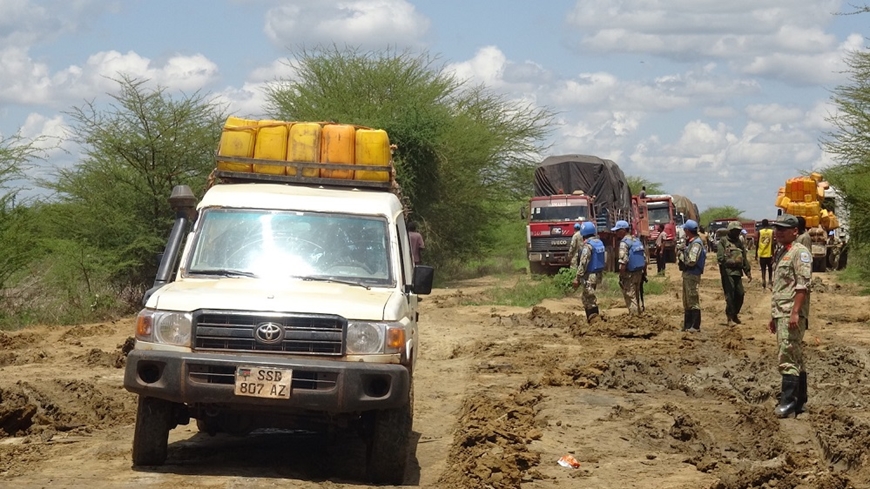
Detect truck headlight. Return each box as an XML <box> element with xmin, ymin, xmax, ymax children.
<box><xmin>136</xmin><ymin>309</ymin><xmax>192</xmax><ymax>346</ymax></box>
<box><xmin>346</xmin><ymin>321</ymin><xmax>405</xmax><ymax>354</ymax></box>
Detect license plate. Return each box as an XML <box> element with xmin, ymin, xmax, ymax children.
<box><xmin>234</xmin><ymin>367</ymin><xmax>292</xmax><ymax>399</ymax></box>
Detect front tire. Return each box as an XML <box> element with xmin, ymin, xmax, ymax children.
<box><xmin>132</xmin><ymin>396</ymin><xmax>174</xmax><ymax>466</ymax></box>
<box><xmin>365</xmin><ymin>402</ymin><xmax>412</xmax><ymax>485</ymax></box>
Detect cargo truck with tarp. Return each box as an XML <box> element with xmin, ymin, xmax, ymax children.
<box><xmin>122</xmin><ymin>118</ymin><xmax>433</xmax><ymax>485</ymax></box>
<box><xmin>526</xmin><ymin>154</ymin><xmax>637</xmax><ymax>274</ymax></box>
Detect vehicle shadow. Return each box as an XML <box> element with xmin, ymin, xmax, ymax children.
<box><xmin>131</xmin><ymin>428</ymin><xmax>423</xmax><ymax>486</ymax></box>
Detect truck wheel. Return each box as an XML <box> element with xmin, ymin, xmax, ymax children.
<box><xmin>365</xmin><ymin>403</ymin><xmax>412</xmax><ymax>485</ymax></box>
<box><xmin>529</xmin><ymin>262</ymin><xmax>548</xmax><ymax>275</ymax></box>
<box><xmin>132</xmin><ymin>396</ymin><xmax>174</xmax><ymax>466</ymax></box>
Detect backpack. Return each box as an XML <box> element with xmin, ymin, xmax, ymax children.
<box><xmin>721</xmin><ymin>238</ymin><xmax>744</xmax><ymax>269</ymax></box>
<box><xmin>625</xmin><ymin>237</ymin><xmax>646</xmax><ymax>272</ymax></box>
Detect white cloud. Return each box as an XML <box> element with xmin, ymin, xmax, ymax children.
<box><xmin>0</xmin><ymin>49</ymin><xmax>219</xmax><ymax>107</ymax></box>
<box><xmin>564</xmin><ymin>0</ymin><xmax>852</xmax><ymax>85</ymax></box>
<box><xmin>744</xmin><ymin>103</ymin><xmax>806</xmax><ymax>124</ymax></box>
<box><xmin>0</xmin><ymin>0</ymin><xmax>118</xmax><ymax>48</ymax></box>
<box><xmin>446</xmin><ymin>46</ymin><xmax>506</xmax><ymax>87</ymax></box>
<box><xmin>263</xmin><ymin>0</ymin><xmax>430</xmax><ymax>51</ymax></box>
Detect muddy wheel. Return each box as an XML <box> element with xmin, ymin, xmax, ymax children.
<box><xmin>196</xmin><ymin>418</ymin><xmax>219</xmax><ymax>436</ymax></box>
<box><xmin>132</xmin><ymin>396</ymin><xmax>173</xmax><ymax>466</ymax></box>
<box><xmin>365</xmin><ymin>403</ymin><xmax>412</xmax><ymax>485</ymax></box>
<box><xmin>529</xmin><ymin>262</ymin><xmax>548</xmax><ymax>275</ymax></box>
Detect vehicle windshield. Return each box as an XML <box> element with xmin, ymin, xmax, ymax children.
<box><xmin>185</xmin><ymin>208</ymin><xmax>392</xmax><ymax>286</ymax></box>
<box><xmin>530</xmin><ymin>205</ymin><xmax>590</xmax><ymax>222</ymax></box>
<box><xmin>647</xmin><ymin>205</ymin><xmax>671</xmax><ymax>224</ymax></box>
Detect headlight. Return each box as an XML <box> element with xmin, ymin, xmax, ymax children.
<box><xmin>136</xmin><ymin>309</ymin><xmax>192</xmax><ymax>346</ymax></box>
<box><xmin>346</xmin><ymin>321</ymin><xmax>405</xmax><ymax>354</ymax></box>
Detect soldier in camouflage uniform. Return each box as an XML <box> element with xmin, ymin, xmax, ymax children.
<box><xmin>768</xmin><ymin>214</ymin><xmax>811</xmax><ymax>418</ymax></box>
<box><xmin>568</xmin><ymin>223</ymin><xmax>583</xmax><ymax>268</ymax></box>
<box><xmin>572</xmin><ymin>222</ymin><xmax>605</xmax><ymax>322</ymax></box>
<box><xmin>612</xmin><ymin>220</ymin><xmax>643</xmax><ymax>316</ymax></box>
<box><xmin>678</xmin><ymin>220</ymin><xmax>706</xmax><ymax>332</ymax></box>
<box><xmin>717</xmin><ymin>220</ymin><xmax>752</xmax><ymax>325</ymax></box>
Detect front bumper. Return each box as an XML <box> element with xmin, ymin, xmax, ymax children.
<box><xmin>123</xmin><ymin>349</ymin><xmax>410</xmax><ymax>413</ymax></box>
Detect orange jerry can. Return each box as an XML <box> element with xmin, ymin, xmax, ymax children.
<box><xmin>354</xmin><ymin>128</ymin><xmax>391</xmax><ymax>182</ymax></box>
<box><xmin>320</xmin><ymin>124</ymin><xmax>355</xmax><ymax>179</ymax></box>
<box><xmin>217</xmin><ymin>116</ymin><xmax>257</xmax><ymax>172</ymax></box>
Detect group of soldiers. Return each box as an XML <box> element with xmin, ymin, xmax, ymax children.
<box><xmin>568</xmin><ymin>220</ymin><xmax>647</xmax><ymax>323</ymax></box>
<box><xmin>567</xmin><ymin>213</ymin><xmax>812</xmax><ymax>419</ymax></box>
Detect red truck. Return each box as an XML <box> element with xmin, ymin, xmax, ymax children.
<box><xmin>644</xmin><ymin>195</ymin><xmax>678</xmax><ymax>263</ymax></box>
<box><xmin>526</xmin><ymin>155</ymin><xmax>638</xmax><ymax>274</ymax></box>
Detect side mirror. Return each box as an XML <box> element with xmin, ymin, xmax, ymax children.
<box><xmin>520</xmin><ymin>206</ymin><xmax>528</xmax><ymax>220</ymax></box>
<box><xmin>410</xmin><ymin>265</ymin><xmax>434</xmax><ymax>295</ymax></box>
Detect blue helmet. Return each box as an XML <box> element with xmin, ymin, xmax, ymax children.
<box><xmin>684</xmin><ymin>219</ymin><xmax>699</xmax><ymax>231</ymax></box>
<box><xmin>574</xmin><ymin>222</ymin><xmax>581</xmax><ymax>230</ymax></box>
<box><xmin>580</xmin><ymin>221</ymin><xmax>596</xmax><ymax>237</ymax></box>
<box><xmin>610</xmin><ymin>220</ymin><xmax>629</xmax><ymax>232</ymax></box>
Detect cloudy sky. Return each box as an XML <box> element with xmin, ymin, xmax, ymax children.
<box><xmin>1</xmin><ymin>0</ymin><xmax>866</xmax><ymax>219</ymax></box>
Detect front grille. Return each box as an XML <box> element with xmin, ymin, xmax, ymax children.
<box><xmin>188</xmin><ymin>364</ymin><xmax>338</xmax><ymax>390</ymax></box>
<box><xmin>530</xmin><ymin>236</ymin><xmax>571</xmax><ymax>252</ymax></box>
<box><xmin>193</xmin><ymin>312</ymin><xmax>346</xmax><ymax>356</ymax></box>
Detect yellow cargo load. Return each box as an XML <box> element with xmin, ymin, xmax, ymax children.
<box><xmin>287</xmin><ymin>122</ymin><xmax>322</xmax><ymax>177</ymax></box>
<box><xmin>253</xmin><ymin>120</ymin><xmax>289</xmax><ymax>175</ymax></box>
<box><xmin>354</xmin><ymin>129</ymin><xmax>391</xmax><ymax>182</ymax></box>
<box><xmin>320</xmin><ymin>124</ymin><xmax>355</xmax><ymax>179</ymax></box>
<box><xmin>213</xmin><ymin>117</ymin><xmax>394</xmax><ymax>190</ymax></box>
<box><xmin>217</xmin><ymin>117</ymin><xmax>258</xmax><ymax>172</ymax></box>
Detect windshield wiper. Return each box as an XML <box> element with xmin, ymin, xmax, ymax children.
<box><xmin>189</xmin><ymin>269</ymin><xmax>258</xmax><ymax>278</ymax></box>
<box><xmin>296</xmin><ymin>275</ymin><xmax>371</xmax><ymax>290</ymax></box>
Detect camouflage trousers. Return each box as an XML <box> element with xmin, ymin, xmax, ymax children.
<box><xmin>682</xmin><ymin>273</ymin><xmax>701</xmax><ymax>311</ymax></box>
<box><xmin>719</xmin><ymin>269</ymin><xmax>745</xmax><ymax>317</ymax></box>
<box><xmin>620</xmin><ymin>270</ymin><xmax>644</xmax><ymax>315</ymax></box>
<box><xmin>775</xmin><ymin>316</ymin><xmax>807</xmax><ymax>376</ymax></box>
<box><xmin>579</xmin><ymin>272</ymin><xmax>601</xmax><ymax>310</ymax></box>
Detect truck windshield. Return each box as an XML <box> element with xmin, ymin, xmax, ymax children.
<box><xmin>530</xmin><ymin>205</ymin><xmax>589</xmax><ymax>222</ymax></box>
<box><xmin>647</xmin><ymin>205</ymin><xmax>671</xmax><ymax>224</ymax></box>
<box><xmin>186</xmin><ymin>208</ymin><xmax>392</xmax><ymax>286</ymax></box>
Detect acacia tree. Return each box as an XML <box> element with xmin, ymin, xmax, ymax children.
<box><xmin>0</xmin><ymin>134</ymin><xmax>43</xmax><ymax>294</ymax></box>
<box><xmin>700</xmin><ymin>206</ymin><xmax>744</xmax><ymax>226</ymax></box>
<box><xmin>264</xmin><ymin>46</ymin><xmax>553</xmax><ymax>265</ymax></box>
<box><xmin>43</xmin><ymin>75</ymin><xmax>226</xmax><ymax>298</ymax></box>
<box><xmin>626</xmin><ymin>176</ymin><xmax>664</xmax><ymax>196</ymax></box>
<box><xmin>821</xmin><ymin>46</ymin><xmax>870</xmax><ymax>275</ymax></box>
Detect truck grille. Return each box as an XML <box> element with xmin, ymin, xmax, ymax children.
<box><xmin>193</xmin><ymin>311</ymin><xmax>346</xmax><ymax>356</ymax></box>
<box><xmin>530</xmin><ymin>236</ymin><xmax>571</xmax><ymax>252</ymax></box>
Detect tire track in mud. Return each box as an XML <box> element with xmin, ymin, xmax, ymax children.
<box><xmin>439</xmin><ymin>302</ymin><xmax>870</xmax><ymax>488</ymax></box>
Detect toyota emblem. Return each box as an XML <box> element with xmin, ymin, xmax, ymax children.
<box><xmin>255</xmin><ymin>322</ymin><xmax>284</xmax><ymax>344</ymax></box>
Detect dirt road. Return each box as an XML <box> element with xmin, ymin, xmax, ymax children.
<box><xmin>1</xmin><ymin>262</ymin><xmax>870</xmax><ymax>488</ymax></box>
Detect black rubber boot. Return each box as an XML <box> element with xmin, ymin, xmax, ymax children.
<box><xmin>681</xmin><ymin>311</ymin><xmax>691</xmax><ymax>331</ymax></box>
<box><xmin>775</xmin><ymin>375</ymin><xmax>800</xmax><ymax>418</ymax></box>
<box><xmin>796</xmin><ymin>372</ymin><xmax>808</xmax><ymax>414</ymax></box>
<box><xmin>692</xmin><ymin>310</ymin><xmax>701</xmax><ymax>332</ymax></box>
<box><xmin>586</xmin><ymin>306</ymin><xmax>600</xmax><ymax>323</ymax></box>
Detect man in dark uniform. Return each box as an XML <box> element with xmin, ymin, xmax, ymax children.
<box><xmin>717</xmin><ymin>221</ymin><xmax>752</xmax><ymax>325</ymax></box>
<box><xmin>769</xmin><ymin>214</ymin><xmax>811</xmax><ymax>418</ymax></box>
